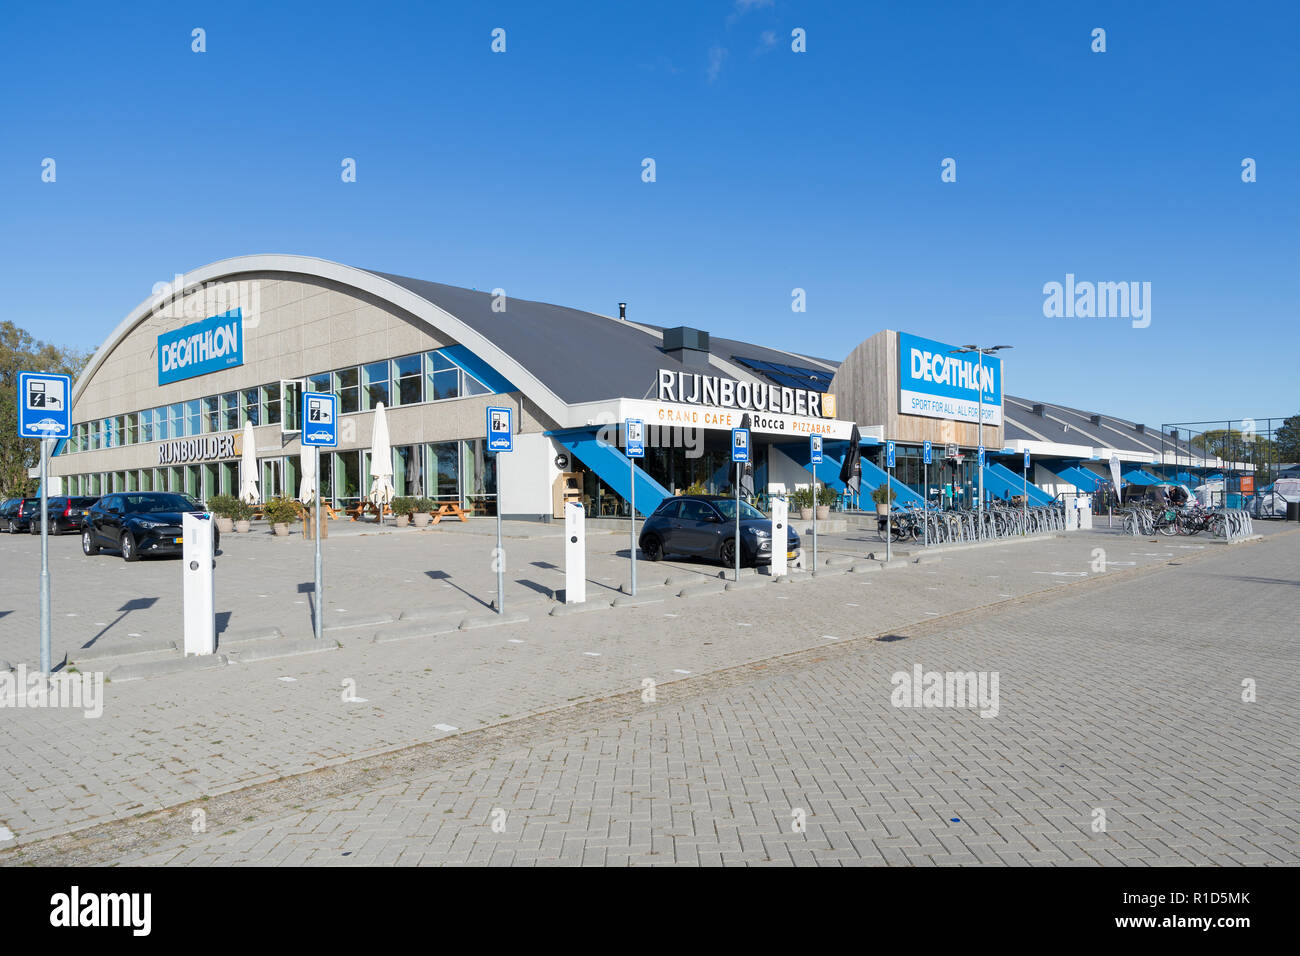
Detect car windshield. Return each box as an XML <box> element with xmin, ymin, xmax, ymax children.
<box><xmin>123</xmin><ymin>494</ymin><xmax>203</xmax><ymax>514</ymax></box>
<box><xmin>712</xmin><ymin>499</ymin><xmax>766</xmax><ymax>521</ymax></box>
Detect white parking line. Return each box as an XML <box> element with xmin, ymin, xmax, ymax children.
<box><xmin>433</xmin><ymin>723</ymin><xmax>458</xmax><ymax>732</ymax></box>
<box><xmin>583</xmin><ymin>652</ymin><xmax>601</xmax><ymax>657</ymax></box>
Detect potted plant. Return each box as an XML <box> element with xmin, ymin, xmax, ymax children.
<box><xmin>871</xmin><ymin>484</ymin><xmax>895</xmax><ymax>515</ymax></box>
<box><xmin>816</xmin><ymin>484</ymin><xmax>837</xmax><ymax>519</ymax></box>
<box><xmin>208</xmin><ymin>494</ymin><xmax>237</xmax><ymax>534</ymax></box>
<box><xmin>232</xmin><ymin>498</ymin><xmax>254</xmax><ymax>534</ymax></box>
<box><xmin>391</xmin><ymin>496</ymin><xmax>416</xmax><ymax>528</ymax></box>
<box><xmin>264</xmin><ymin>497</ymin><xmax>298</xmax><ymax>536</ymax></box>
<box><xmin>790</xmin><ymin>486</ymin><xmax>814</xmax><ymax>520</ymax></box>
<box><xmin>412</xmin><ymin>497</ymin><xmax>435</xmax><ymax>527</ymax></box>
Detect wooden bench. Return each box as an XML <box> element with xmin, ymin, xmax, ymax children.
<box><xmin>431</xmin><ymin>503</ymin><xmax>469</xmax><ymax>524</ymax></box>
<box><xmin>347</xmin><ymin>501</ymin><xmax>393</xmax><ymax>522</ymax></box>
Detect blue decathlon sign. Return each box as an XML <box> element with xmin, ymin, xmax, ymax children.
<box><xmin>885</xmin><ymin>440</ymin><xmax>896</xmax><ymax>469</ymax></box>
<box><xmin>300</xmin><ymin>392</ymin><xmax>337</xmax><ymax>447</ymax></box>
<box><xmin>923</xmin><ymin>439</ymin><xmax>933</xmax><ymax>465</ymax></box>
<box><xmin>897</xmin><ymin>331</ymin><xmax>1002</xmax><ymax>427</ymax></box>
<box><xmin>731</xmin><ymin>428</ymin><xmax>750</xmax><ymax>463</ymax></box>
<box><xmin>17</xmin><ymin>371</ymin><xmax>71</xmax><ymax>439</ymax></box>
<box><xmin>487</xmin><ymin>406</ymin><xmax>513</xmax><ymax>453</ymax></box>
<box><xmin>809</xmin><ymin>434</ymin><xmax>823</xmax><ymax>465</ymax></box>
<box><xmin>157</xmin><ymin>309</ymin><xmax>244</xmax><ymax>386</ymax></box>
<box><xmin>626</xmin><ymin>419</ymin><xmax>645</xmax><ymax>459</ymax></box>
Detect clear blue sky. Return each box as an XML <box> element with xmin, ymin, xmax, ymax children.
<box><xmin>2</xmin><ymin>0</ymin><xmax>1296</xmax><ymax>428</ymax></box>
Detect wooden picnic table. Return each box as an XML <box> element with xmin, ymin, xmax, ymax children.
<box><xmin>347</xmin><ymin>501</ymin><xmax>393</xmax><ymax>522</ymax></box>
<box><xmin>431</xmin><ymin>502</ymin><xmax>469</xmax><ymax>524</ymax></box>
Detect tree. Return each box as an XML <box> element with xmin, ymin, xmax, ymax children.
<box><xmin>0</xmin><ymin>321</ymin><xmax>92</xmax><ymax>497</ymax></box>
<box><xmin>1276</xmin><ymin>414</ymin><xmax>1300</xmax><ymax>463</ymax></box>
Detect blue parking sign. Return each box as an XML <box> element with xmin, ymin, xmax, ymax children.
<box><xmin>1024</xmin><ymin>449</ymin><xmax>1031</xmax><ymax>470</ymax></box>
<box><xmin>809</xmin><ymin>434</ymin><xmax>823</xmax><ymax>465</ymax></box>
<box><xmin>731</xmin><ymin>428</ymin><xmax>750</xmax><ymax>463</ymax></box>
<box><xmin>626</xmin><ymin>418</ymin><xmax>645</xmax><ymax>459</ymax></box>
<box><xmin>487</xmin><ymin>406</ymin><xmax>513</xmax><ymax>453</ymax></box>
<box><xmin>886</xmin><ymin>440</ymin><xmax>896</xmax><ymax>469</ymax></box>
<box><xmin>977</xmin><ymin>445</ymin><xmax>986</xmax><ymax>467</ymax></box>
<box><xmin>923</xmin><ymin>439</ymin><xmax>932</xmax><ymax>465</ymax></box>
<box><xmin>17</xmin><ymin>372</ymin><xmax>71</xmax><ymax>439</ymax></box>
<box><xmin>301</xmin><ymin>392</ymin><xmax>337</xmax><ymax>447</ymax></box>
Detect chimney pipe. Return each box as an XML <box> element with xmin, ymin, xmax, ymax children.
<box><xmin>618</xmin><ymin>302</ymin><xmax>627</xmax><ymax>320</ymax></box>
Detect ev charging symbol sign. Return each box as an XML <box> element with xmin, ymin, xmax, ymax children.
<box><xmin>17</xmin><ymin>372</ymin><xmax>71</xmax><ymax>438</ymax></box>
<box><xmin>731</xmin><ymin>428</ymin><xmax>750</xmax><ymax>463</ymax></box>
<box><xmin>487</xmin><ymin>406</ymin><xmax>513</xmax><ymax>453</ymax></box>
<box><xmin>809</xmin><ymin>434</ymin><xmax>823</xmax><ymax>465</ymax></box>
<box><xmin>301</xmin><ymin>392</ymin><xmax>337</xmax><ymax>447</ymax></box>
<box><xmin>626</xmin><ymin>419</ymin><xmax>645</xmax><ymax>459</ymax></box>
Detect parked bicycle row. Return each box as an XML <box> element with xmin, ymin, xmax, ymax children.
<box><xmin>878</xmin><ymin>503</ymin><xmax>1067</xmax><ymax>544</ymax></box>
<box><xmin>1119</xmin><ymin>504</ymin><xmax>1254</xmax><ymax>539</ymax></box>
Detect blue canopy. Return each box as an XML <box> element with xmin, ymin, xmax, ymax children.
<box><xmin>1049</xmin><ymin>465</ymin><xmax>1103</xmax><ymax>492</ymax></box>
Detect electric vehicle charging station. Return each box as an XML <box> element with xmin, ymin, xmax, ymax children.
<box><xmin>564</xmin><ymin>500</ymin><xmax>586</xmax><ymax>604</ymax></box>
<box><xmin>770</xmin><ymin>495</ymin><xmax>788</xmax><ymax>577</ymax></box>
<box><xmin>182</xmin><ymin>512</ymin><xmax>216</xmax><ymax>655</ymax></box>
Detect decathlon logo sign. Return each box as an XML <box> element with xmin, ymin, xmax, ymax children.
<box><xmin>898</xmin><ymin>332</ymin><xmax>1002</xmax><ymax>426</ymax></box>
<box><xmin>157</xmin><ymin>309</ymin><xmax>244</xmax><ymax>385</ymax></box>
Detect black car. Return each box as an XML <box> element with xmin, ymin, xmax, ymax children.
<box><xmin>2</xmin><ymin>498</ymin><xmax>42</xmax><ymax>534</ymax></box>
<box><xmin>82</xmin><ymin>492</ymin><xmax>219</xmax><ymax>562</ymax></box>
<box><xmin>638</xmin><ymin>494</ymin><xmax>800</xmax><ymax>567</ymax></box>
<box><xmin>30</xmin><ymin>496</ymin><xmax>99</xmax><ymax>535</ymax></box>
<box><xmin>0</xmin><ymin>498</ymin><xmax>23</xmax><ymax>532</ymax></box>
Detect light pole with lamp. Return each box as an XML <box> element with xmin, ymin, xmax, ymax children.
<box><xmin>949</xmin><ymin>344</ymin><xmax>1012</xmax><ymax>537</ymax></box>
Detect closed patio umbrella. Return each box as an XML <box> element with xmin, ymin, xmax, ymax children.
<box><xmin>299</xmin><ymin>445</ymin><xmax>316</xmax><ymax>502</ymax></box>
<box><xmin>368</xmin><ymin>402</ymin><xmax>395</xmax><ymax>522</ymax></box>
<box><xmin>239</xmin><ymin>421</ymin><xmax>259</xmax><ymax>504</ymax></box>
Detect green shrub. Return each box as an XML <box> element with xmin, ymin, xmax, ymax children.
<box><xmin>207</xmin><ymin>494</ymin><xmax>238</xmax><ymax>518</ymax></box>
<box><xmin>391</xmin><ymin>496</ymin><xmax>417</xmax><ymax>515</ymax></box>
<box><xmin>263</xmin><ymin>497</ymin><xmax>300</xmax><ymax>524</ymax></box>
<box><xmin>684</xmin><ymin>480</ymin><xmax>708</xmax><ymax>496</ymax></box>
<box><xmin>789</xmin><ymin>487</ymin><xmax>814</xmax><ymax>509</ymax></box>
<box><xmin>413</xmin><ymin>497</ymin><xmax>436</xmax><ymax>514</ymax></box>
<box><xmin>816</xmin><ymin>485</ymin><xmax>838</xmax><ymax>507</ymax></box>
<box><xmin>229</xmin><ymin>498</ymin><xmax>254</xmax><ymax>521</ymax></box>
<box><xmin>871</xmin><ymin>484</ymin><xmax>895</xmax><ymax>506</ymax></box>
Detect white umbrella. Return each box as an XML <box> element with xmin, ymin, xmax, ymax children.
<box><xmin>299</xmin><ymin>445</ymin><xmax>316</xmax><ymax>503</ymax></box>
<box><xmin>239</xmin><ymin>421</ymin><xmax>259</xmax><ymax>504</ymax></box>
<box><xmin>368</xmin><ymin>402</ymin><xmax>395</xmax><ymax>521</ymax></box>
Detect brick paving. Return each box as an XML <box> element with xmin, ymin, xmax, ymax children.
<box><xmin>2</xmin><ymin>524</ymin><xmax>1295</xmax><ymax>865</ymax></box>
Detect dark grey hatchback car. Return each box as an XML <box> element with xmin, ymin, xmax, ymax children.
<box><xmin>638</xmin><ymin>494</ymin><xmax>800</xmax><ymax>567</ymax></box>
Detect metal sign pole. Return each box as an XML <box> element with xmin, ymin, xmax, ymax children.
<box><xmin>39</xmin><ymin>438</ymin><xmax>51</xmax><ymax>675</ymax></box>
<box><xmin>811</xmin><ymin>461</ymin><xmax>817</xmax><ymax>573</ymax></box>
<box><xmin>923</xmin><ymin>459</ymin><xmax>929</xmax><ymax>548</ymax></box>
<box><xmin>629</xmin><ymin>456</ymin><xmax>637</xmax><ymax>596</ymax></box>
<box><xmin>885</xmin><ymin>463</ymin><xmax>892</xmax><ymax>564</ymax></box>
<box><xmin>496</xmin><ymin>455</ymin><xmax>505</xmax><ymax>614</ymax></box>
<box><xmin>977</xmin><ymin>351</ymin><xmax>984</xmax><ymax>538</ymax></box>
<box><xmin>734</xmin><ymin>462</ymin><xmax>740</xmax><ymax>583</ymax></box>
<box><xmin>1023</xmin><ymin>458</ymin><xmax>1028</xmax><ymax>534</ymax></box>
<box><xmin>314</xmin><ymin>445</ymin><xmax>322</xmax><ymax>640</ymax></box>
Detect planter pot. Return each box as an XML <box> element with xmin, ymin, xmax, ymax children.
<box><xmin>271</xmin><ymin>523</ymin><xmax>290</xmax><ymax>537</ymax></box>
<box><xmin>234</xmin><ymin>520</ymin><xmax>251</xmax><ymax>534</ymax></box>
<box><xmin>395</xmin><ymin>514</ymin><xmax>410</xmax><ymax>528</ymax></box>
<box><xmin>215</xmin><ymin>517</ymin><xmax>234</xmax><ymax>534</ymax></box>
<box><xmin>816</xmin><ymin>505</ymin><xmax>830</xmax><ymax>520</ymax></box>
<box><xmin>876</xmin><ymin>504</ymin><xmax>889</xmax><ymax>516</ymax></box>
<box><xmin>412</xmin><ymin>512</ymin><xmax>431</xmax><ymax>528</ymax></box>
<box><xmin>799</xmin><ymin>508</ymin><xmax>813</xmax><ymax>521</ymax></box>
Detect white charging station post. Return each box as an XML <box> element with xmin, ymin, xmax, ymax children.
<box><xmin>625</xmin><ymin>419</ymin><xmax>645</xmax><ymax>596</ymax></box>
<box><xmin>301</xmin><ymin>391</ymin><xmax>338</xmax><ymax>639</ymax></box>
<box><xmin>18</xmin><ymin>371</ymin><xmax>71</xmax><ymax>676</ymax></box>
<box><xmin>565</xmin><ymin>501</ymin><xmax>586</xmax><ymax>603</ymax></box>
<box><xmin>809</xmin><ymin>433</ymin><xmax>823</xmax><ymax>573</ymax></box>
<box><xmin>487</xmin><ymin>406</ymin><xmax>513</xmax><ymax>614</ymax></box>
<box><xmin>182</xmin><ymin>512</ymin><xmax>216</xmax><ymax>654</ymax></box>
<box><xmin>770</xmin><ymin>495</ymin><xmax>788</xmax><ymax>577</ymax></box>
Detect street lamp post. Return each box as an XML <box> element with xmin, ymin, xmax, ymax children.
<box><xmin>950</xmin><ymin>344</ymin><xmax>1012</xmax><ymax>537</ymax></box>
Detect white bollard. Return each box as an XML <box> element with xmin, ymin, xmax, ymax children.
<box><xmin>770</xmin><ymin>496</ymin><xmax>789</xmax><ymax>576</ymax></box>
<box><xmin>565</xmin><ymin>501</ymin><xmax>586</xmax><ymax>604</ymax></box>
<box><xmin>182</xmin><ymin>512</ymin><xmax>216</xmax><ymax>655</ymax></box>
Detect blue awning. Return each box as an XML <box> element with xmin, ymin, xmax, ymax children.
<box><xmin>983</xmin><ymin>462</ymin><xmax>1054</xmax><ymax>505</ymax></box>
<box><xmin>1048</xmin><ymin>464</ymin><xmax>1103</xmax><ymax>492</ymax></box>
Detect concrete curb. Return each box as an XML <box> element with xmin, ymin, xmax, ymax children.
<box><xmin>225</xmin><ymin>639</ymin><xmax>338</xmax><ymax>664</ymax></box>
<box><xmin>107</xmin><ymin>654</ymin><xmax>227</xmax><ymax>682</ymax></box>
<box><xmin>724</xmin><ymin>578</ymin><xmax>766</xmax><ymax>592</ymax></box>
<box><xmin>677</xmin><ymin>580</ymin><xmax>727</xmax><ymax>599</ymax></box>
<box><xmin>549</xmin><ymin>601</ymin><xmax>609</xmax><ymax>616</ymax></box>
<box><xmin>459</xmin><ymin>612</ymin><xmax>530</xmax><ymax>630</ymax></box>
<box><xmin>609</xmin><ymin>593</ymin><xmax>666</xmax><ymax>608</ymax></box>
<box><xmin>216</xmin><ymin>626</ymin><xmax>284</xmax><ymax>647</ymax></box>
<box><xmin>398</xmin><ymin>605</ymin><xmax>472</xmax><ymax>623</ymax></box>
<box><xmin>373</xmin><ymin>620</ymin><xmax>464</xmax><ymax>643</ymax></box>
<box><xmin>71</xmin><ymin>637</ymin><xmax>177</xmax><ymax>662</ymax></box>
<box><xmin>324</xmin><ymin>612</ymin><xmax>395</xmax><ymax>634</ymax></box>
<box><xmin>848</xmin><ymin>562</ymin><xmax>879</xmax><ymax>573</ymax></box>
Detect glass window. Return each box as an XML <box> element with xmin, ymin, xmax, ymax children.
<box><xmin>115</xmin><ymin>415</ymin><xmax>129</xmax><ymax>446</ymax></box>
<box><xmin>336</xmin><ymin>368</ymin><xmax>359</xmax><ymax>414</ymax></box>
<box><xmin>462</xmin><ymin>438</ymin><xmax>496</xmax><ymax>515</ymax></box>
<box><xmin>221</xmin><ymin>392</ymin><xmax>239</xmax><ymax>431</ymax></box>
<box><xmin>125</xmin><ymin>470</ymin><xmax>137</xmax><ymax>492</ymax></box>
<box><xmin>318</xmin><ymin>452</ymin><xmax>334</xmax><ymax>507</ymax></box>
<box><xmin>461</xmin><ymin>370</ymin><xmax>491</xmax><ymax>397</ymax></box>
<box><xmin>203</xmin><ymin>396</ymin><xmax>220</xmax><ymax>433</ymax></box>
<box><xmin>307</xmin><ymin>371</ymin><xmax>331</xmax><ymax>394</ymax></box>
<box><xmin>139</xmin><ymin>469</ymin><xmax>152</xmax><ymax>492</ymax></box>
<box><xmin>138</xmin><ymin>409</ymin><xmax>152</xmax><ymax>444</ymax></box>
<box><xmin>392</xmin><ymin>355</ymin><xmax>422</xmax><ymax>406</ymax></box>
<box><xmin>183</xmin><ymin>400</ymin><xmax>198</xmax><ymax>436</ymax></box>
<box><xmin>428</xmin><ymin>442</ymin><xmax>458</xmax><ymax>500</ymax></box>
<box><xmin>221</xmin><ymin>461</ymin><xmax>238</xmax><ymax>497</ymax></box>
<box><xmin>262</xmin><ymin>383</ymin><xmax>281</xmax><ymax>426</ymax></box>
<box><xmin>334</xmin><ymin>450</ymin><xmax>360</xmax><ymax>504</ymax></box>
<box><xmin>394</xmin><ymin>445</ymin><xmax>423</xmax><ymax>496</ymax></box>
<box><xmin>168</xmin><ymin>404</ymin><xmax>183</xmax><ymax>440</ymax></box>
<box><xmin>426</xmin><ymin>351</ymin><xmax>459</xmax><ymax>401</ymax></box>
<box><xmin>243</xmin><ymin>388</ymin><xmax>260</xmax><ymax>427</ymax></box>
<box><xmin>362</xmin><ymin>361</ymin><xmax>389</xmax><ymax>410</ymax></box>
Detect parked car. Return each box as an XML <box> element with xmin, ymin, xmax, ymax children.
<box><xmin>638</xmin><ymin>494</ymin><xmax>800</xmax><ymax>567</ymax></box>
<box><xmin>30</xmin><ymin>496</ymin><xmax>100</xmax><ymax>535</ymax></box>
<box><xmin>2</xmin><ymin>498</ymin><xmax>42</xmax><ymax>534</ymax></box>
<box><xmin>81</xmin><ymin>492</ymin><xmax>219</xmax><ymax>561</ymax></box>
<box><xmin>0</xmin><ymin>498</ymin><xmax>23</xmax><ymax>532</ymax></box>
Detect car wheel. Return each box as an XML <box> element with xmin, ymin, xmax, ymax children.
<box><xmin>719</xmin><ymin>538</ymin><xmax>736</xmax><ymax>567</ymax></box>
<box><xmin>641</xmin><ymin>535</ymin><xmax>662</xmax><ymax>562</ymax></box>
<box><xmin>82</xmin><ymin>529</ymin><xmax>100</xmax><ymax>555</ymax></box>
<box><xmin>120</xmin><ymin>531</ymin><xmax>139</xmax><ymax>562</ymax></box>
